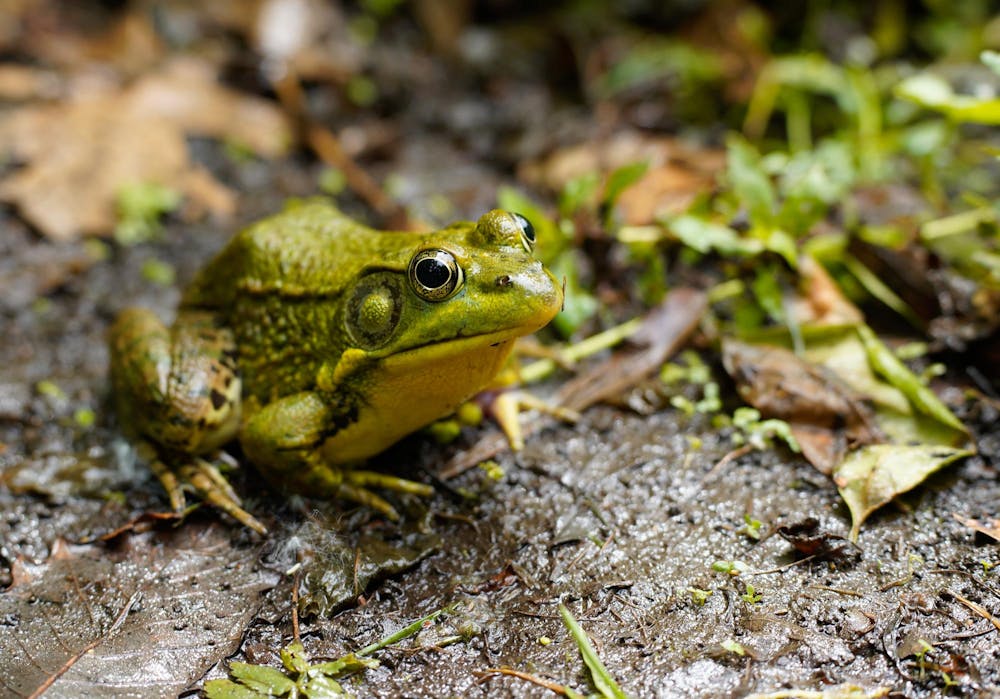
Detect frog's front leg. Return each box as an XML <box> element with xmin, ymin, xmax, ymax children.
<box><xmin>239</xmin><ymin>392</ymin><xmax>434</xmax><ymax>520</ymax></box>
<box><xmin>109</xmin><ymin>308</ymin><xmax>265</xmax><ymax>533</ymax></box>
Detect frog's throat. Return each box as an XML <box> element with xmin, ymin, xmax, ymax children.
<box><xmin>321</xmin><ymin>328</ymin><xmax>524</xmax><ymax>464</ymax></box>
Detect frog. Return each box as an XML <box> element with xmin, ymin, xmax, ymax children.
<box><xmin>109</xmin><ymin>199</ymin><xmax>563</xmax><ymax>534</ymax></box>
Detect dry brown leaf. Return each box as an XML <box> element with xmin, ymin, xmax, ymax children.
<box><xmin>615</xmin><ymin>162</ymin><xmax>714</xmax><ymax>224</ymax></box>
<box><xmin>0</xmin><ymin>102</ymin><xmax>189</xmax><ymax>239</ymax></box>
<box><xmin>12</xmin><ymin>9</ymin><xmax>166</xmax><ymax>81</ymax></box>
<box><xmin>520</xmin><ymin>132</ymin><xmax>724</xmax><ymax>196</ymax></box>
<box><xmin>722</xmin><ymin>338</ymin><xmax>882</xmax><ymax>474</ymax></box>
<box><xmin>953</xmin><ymin>514</ymin><xmax>1000</xmax><ymax>542</ymax></box>
<box><xmin>0</xmin><ymin>57</ymin><xmax>290</xmax><ymax>239</ymax></box>
<box><xmin>0</xmin><ymin>64</ymin><xmax>61</xmax><ymax>101</ymax></box>
<box><xmin>792</xmin><ymin>254</ymin><xmax>865</xmax><ymax>326</ymax></box>
<box><xmin>126</xmin><ymin>57</ymin><xmax>290</xmax><ymax>158</ymax></box>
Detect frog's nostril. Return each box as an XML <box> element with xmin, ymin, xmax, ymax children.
<box><xmin>495</xmin><ymin>275</ymin><xmax>513</xmax><ymax>288</ymax></box>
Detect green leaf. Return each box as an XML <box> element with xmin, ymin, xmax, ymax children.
<box><xmin>855</xmin><ymin>325</ymin><xmax>967</xmax><ymax>434</ymax></box>
<box><xmin>835</xmin><ymin>444</ymin><xmax>973</xmax><ymax>540</ymax></box>
<box><xmin>203</xmin><ymin>678</ymin><xmax>272</xmax><ymax>699</ymax></box>
<box><xmin>603</xmin><ymin>161</ymin><xmax>649</xmax><ymax>211</ymax></box>
<box><xmin>559</xmin><ymin>172</ymin><xmax>601</xmax><ymax>218</ymax></box>
<box><xmin>114</xmin><ymin>182</ymin><xmax>182</xmax><ymax>245</ymax></box>
<box><xmin>896</xmin><ymin>73</ymin><xmax>1000</xmax><ymax>125</ymax></box>
<box><xmin>230</xmin><ymin>662</ymin><xmax>297</xmax><ymax>695</ymax></box>
<box><xmin>726</xmin><ymin>134</ymin><xmax>776</xmax><ymax>227</ymax></box>
<box><xmin>301</xmin><ymin>674</ymin><xmax>346</xmax><ymax>698</ymax></box>
<box><xmin>776</xmin><ymin>139</ymin><xmax>857</xmax><ymax>235</ymax></box>
<box><xmin>667</xmin><ymin>215</ymin><xmax>763</xmax><ymax>256</ymax></box>
<box><xmin>559</xmin><ymin>604</ymin><xmax>630</xmax><ymax>699</ymax></box>
<box><xmin>280</xmin><ymin>642</ymin><xmax>310</xmax><ymax>675</ymax></box>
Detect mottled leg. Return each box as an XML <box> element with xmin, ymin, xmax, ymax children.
<box><xmin>240</xmin><ymin>391</ymin><xmax>433</xmax><ymax>520</ymax></box>
<box><xmin>108</xmin><ymin>308</ymin><xmax>265</xmax><ymax>533</ymax></box>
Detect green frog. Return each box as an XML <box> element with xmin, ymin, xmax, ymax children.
<box><xmin>109</xmin><ymin>199</ymin><xmax>562</xmax><ymax>533</ymax></box>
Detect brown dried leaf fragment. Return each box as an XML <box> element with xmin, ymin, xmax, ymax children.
<box><xmin>0</xmin><ymin>57</ymin><xmax>289</xmax><ymax>240</ymax></box>
<box><xmin>722</xmin><ymin>338</ymin><xmax>882</xmax><ymax>473</ymax></box>
<box><xmin>953</xmin><ymin>514</ymin><xmax>1000</xmax><ymax>542</ymax></box>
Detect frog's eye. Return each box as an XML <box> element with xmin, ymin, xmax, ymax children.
<box><xmin>511</xmin><ymin>212</ymin><xmax>535</xmax><ymax>252</ymax></box>
<box><xmin>409</xmin><ymin>249</ymin><xmax>464</xmax><ymax>302</ymax></box>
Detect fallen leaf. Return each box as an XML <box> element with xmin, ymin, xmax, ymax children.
<box><xmin>834</xmin><ymin>444</ymin><xmax>973</xmax><ymax>541</ymax></box>
<box><xmin>0</xmin><ymin>63</ymin><xmax>61</xmax><ymax>101</ymax></box>
<box><xmin>0</xmin><ymin>100</ymin><xmax>189</xmax><ymax>239</ymax></box>
<box><xmin>722</xmin><ymin>338</ymin><xmax>881</xmax><ymax>474</ymax></box>
<box><xmin>0</xmin><ymin>57</ymin><xmax>289</xmax><ymax>239</ymax></box>
<box><xmin>438</xmin><ymin>287</ymin><xmax>707</xmax><ymax>479</ymax></box>
<box><xmin>0</xmin><ymin>526</ymin><xmax>277</xmax><ymax>697</ymax></box>
<box><xmin>791</xmin><ymin>254</ymin><xmax>865</xmax><ymax>326</ymax></box>
<box><xmin>952</xmin><ymin>514</ymin><xmax>1000</xmax><ymax>542</ymax></box>
<box><xmin>776</xmin><ymin>517</ymin><xmax>862</xmax><ymax>564</ymax></box>
<box><xmin>126</xmin><ymin>57</ymin><xmax>291</xmax><ymax>158</ymax></box>
<box><xmin>519</xmin><ymin>130</ymin><xmax>725</xmax><ymax>223</ymax></box>
<box><xmin>615</xmin><ymin>161</ymin><xmax>715</xmax><ymax>224</ymax></box>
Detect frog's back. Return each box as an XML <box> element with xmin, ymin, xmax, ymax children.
<box><xmin>182</xmin><ymin>199</ymin><xmax>393</xmax><ymax>311</ymax></box>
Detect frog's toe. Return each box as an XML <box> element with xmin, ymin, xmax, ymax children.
<box><xmin>176</xmin><ymin>458</ymin><xmax>269</xmax><ymax>535</ymax></box>
<box><xmin>334</xmin><ymin>469</ymin><xmax>435</xmax><ymax>520</ymax></box>
<box><xmin>491</xmin><ymin>391</ymin><xmax>580</xmax><ymax>452</ymax></box>
<box><xmin>336</xmin><ymin>483</ymin><xmax>401</xmax><ymax>521</ymax></box>
<box><xmin>343</xmin><ymin>469</ymin><xmax>435</xmax><ymax>497</ymax></box>
<box><xmin>149</xmin><ymin>457</ymin><xmax>186</xmax><ymax>512</ymax></box>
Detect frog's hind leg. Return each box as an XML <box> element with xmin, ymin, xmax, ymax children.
<box><xmin>109</xmin><ymin>308</ymin><xmax>264</xmax><ymax>532</ymax></box>
<box><xmin>179</xmin><ymin>457</ymin><xmax>267</xmax><ymax>534</ymax></box>
<box><xmin>240</xmin><ymin>391</ymin><xmax>434</xmax><ymax>520</ymax></box>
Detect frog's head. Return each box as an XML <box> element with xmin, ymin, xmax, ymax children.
<box><xmin>343</xmin><ymin>210</ymin><xmax>562</xmax><ymax>362</ymax></box>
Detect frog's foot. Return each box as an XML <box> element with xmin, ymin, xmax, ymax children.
<box><xmin>306</xmin><ymin>464</ymin><xmax>435</xmax><ymax>521</ymax></box>
<box><xmin>491</xmin><ymin>391</ymin><xmax>580</xmax><ymax>451</ymax></box>
<box><xmin>150</xmin><ymin>455</ymin><xmax>268</xmax><ymax>535</ymax></box>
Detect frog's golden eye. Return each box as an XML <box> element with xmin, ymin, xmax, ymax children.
<box><xmin>511</xmin><ymin>212</ymin><xmax>535</xmax><ymax>252</ymax></box>
<box><xmin>409</xmin><ymin>249</ymin><xmax>463</xmax><ymax>302</ymax></box>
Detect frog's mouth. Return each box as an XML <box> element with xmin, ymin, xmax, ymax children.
<box><xmin>384</xmin><ymin>326</ymin><xmax>524</xmax><ymax>368</ymax></box>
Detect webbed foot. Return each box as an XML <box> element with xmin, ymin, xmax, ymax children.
<box><xmin>303</xmin><ymin>464</ymin><xmax>434</xmax><ymax>521</ymax></box>
<box><xmin>149</xmin><ymin>449</ymin><xmax>268</xmax><ymax>534</ymax></box>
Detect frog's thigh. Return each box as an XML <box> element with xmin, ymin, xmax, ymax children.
<box><xmin>108</xmin><ymin>308</ymin><xmax>241</xmax><ymax>453</ymax></box>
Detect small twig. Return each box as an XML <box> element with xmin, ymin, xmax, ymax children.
<box><xmin>951</xmin><ymin>592</ymin><xmax>1000</xmax><ymax>633</ymax></box>
<box><xmin>272</xmin><ymin>71</ymin><xmax>407</xmax><ymax>227</ymax></box>
<box><xmin>291</xmin><ymin>565</ymin><xmax>302</xmax><ymax>645</ymax></box>
<box><xmin>27</xmin><ymin>591</ymin><xmax>141</xmax><ymax>699</ymax></box>
<box><xmin>475</xmin><ymin>667</ymin><xmax>582</xmax><ymax>697</ymax></box>
<box><xmin>927</xmin><ymin>568</ymin><xmax>1000</xmax><ymax>601</ymax></box>
<box><xmin>806</xmin><ymin>584</ymin><xmax>864</xmax><ymax>598</ymax></box>
<box><xmin>701</xmin><ymin>444</ymin><xmax>753</xmax><ymax>484</ymax></box>
<box><xmin>744</xmin><ymin>555</ymin><xmax>816</xmax><ymax>576</ymax></box>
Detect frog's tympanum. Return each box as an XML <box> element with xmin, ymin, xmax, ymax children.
<box><xmin>109</xmin><ymin>200</ymin><xmax>562</xmax><ymax>533</ymax></box>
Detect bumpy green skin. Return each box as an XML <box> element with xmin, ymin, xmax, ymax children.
<box><xmin>109</xmin><ymin>199</ymin><xmax>562</xmax><ymax>527</ymax></box>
